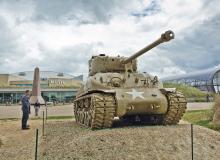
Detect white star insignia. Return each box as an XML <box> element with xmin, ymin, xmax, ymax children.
<box><xmin>126</xmin><ymin>89</ymin><xmax>144</xmax><ymax>100</ymax></box>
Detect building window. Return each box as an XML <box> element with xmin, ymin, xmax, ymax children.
<box><xmin>213</xmin><ymin>71</ymin><xmax>220</xmax><ymax>93</ymax></box>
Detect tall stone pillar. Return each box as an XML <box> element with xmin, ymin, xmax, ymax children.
<box><xmin>29</xmin><ymin>67</ymin><xmax>45</xmax><ymax>105</ymax></box>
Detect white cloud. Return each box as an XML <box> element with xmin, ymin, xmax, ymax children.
<box><xmin>0</xmin><ymin>0</ymin><xmax>220</xmax><ymax>79</ymax></box>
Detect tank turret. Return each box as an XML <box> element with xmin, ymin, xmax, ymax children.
<box><xmin>89</xmin><ymin>30</ymin><xmax>174</xmax><ymax>76</ymax></box>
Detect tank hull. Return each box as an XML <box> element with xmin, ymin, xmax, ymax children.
<box><xmin>114</xmin><ymin>88</ymin><xmax>168</xmax><ymax>117</ymax></box>
<box><xmin>74</xmin><ymin>89</ymin><xmax>187</xmax><ymax>129</ymax></box>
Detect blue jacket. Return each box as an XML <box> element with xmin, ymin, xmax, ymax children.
<box><xmin>21</xmin><ymin>95</ymin><xmax>30</xmax><ymax>112</ymax></box>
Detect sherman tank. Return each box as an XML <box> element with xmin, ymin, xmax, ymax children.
<box><xmin>74</xmin><ymin>30</ymin><xmax>187</xmax><ymax>129</ymax></box>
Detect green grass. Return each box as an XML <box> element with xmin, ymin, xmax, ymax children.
<box><xmin>0</xmin><ymin>116</ymin><xmax>74</xmax><ymax>121</ymax></box>
<box><xmin>0</xmin><ymin>118</ymin><xmax>19</xmax><ymax>121</ymax></box>
<box><xmin>182</xmin><ymin>109</ymin><xmax>219</xmax><ymax>131</ymax></box>
<box><xmin>46</xmin><ymin>116</ymin><xmax>74</xmax><ymax>120</ymax></box>
<box><xmin>0</xmin><ymin>139</ymin><xmax>3</xmax><ymax>147</ymax></box>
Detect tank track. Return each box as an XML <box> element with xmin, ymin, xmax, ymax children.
<box><xmin>74</xmin><ymin>93</ymin><xmax>116</xmax><ymax>129</ymax></box>
<box><xmin>162</xmin><ymin>91</ymin><xmax>187</xmax><ymax>125</ymax></box>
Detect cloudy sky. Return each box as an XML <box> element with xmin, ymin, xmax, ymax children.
<box><xmin>0</xmin><ymin>0</ymin><xmax>220</xmax><ymax>78</ymax></box>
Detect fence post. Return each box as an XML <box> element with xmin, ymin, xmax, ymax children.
<box><xmin>35</xmin><ymin>129</ymin><xmax>39</xmax><ymax>160</ymax></box>
<box><xmin>43</xmin><ymin>111</ymin><xmax>45</xmax><ymax>136</ymax></box>
<box><xmin>45</xmin><ymin>106</ymin><xmax>48</xmax><ymax>123</ymax></box>
<box><xmin>191</xmin><ymin>124</ymin><xmax>194</xmax><ymax>160</ymax></box>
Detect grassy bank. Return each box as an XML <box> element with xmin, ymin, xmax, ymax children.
<box><xmin>163</xmin><ymin>82</ymin><xmax>208</xmax><ymax>98</ymax></box>
<box><xmin>163</xmin><ymin>82</ymin><xmax>213</xmax><ymax>102</ymax></box>
<box><xmin>182</xmin><ymin>109</ymin><xmax>219</xmax><ymax>131</ymax></box>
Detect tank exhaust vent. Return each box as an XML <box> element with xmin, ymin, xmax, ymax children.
<box><xmin>57</xmin><ymin>72</ymin><xmax>64</xmax><ymax>77</ymax></box>
<box><xmin>18</xmin><ymin>72</ymin><xmax>26</xmax><ymax>76</ymax></box>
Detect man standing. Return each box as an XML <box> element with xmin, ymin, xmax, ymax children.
<box><xmin>34</xmin><ymin>100</ymin><xmax>40</xmax><ymax>117</ymax></box>
<box><xmin>21</xmin><ymin>90</ymin><xmax>31</xmax><ymax>130</ymax></box>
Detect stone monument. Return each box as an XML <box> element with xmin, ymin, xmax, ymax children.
<box><xmin>29</xmin><ymin>67</ymin><xmax>45</xmax><ymax>104</ymax></box>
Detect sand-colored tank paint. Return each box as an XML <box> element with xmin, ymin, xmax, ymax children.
<box><xmin>74</xmin><ymin>30</ymin><xmax>187</xmax><ymax>129</ymax></box>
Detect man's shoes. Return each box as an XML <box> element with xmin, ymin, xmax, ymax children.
<box><xmin>22</xmin><ymin>127</ymin><xmax>30</xmax><ymax>130</ymax></box>
<box><xmin>22</xmin><ymin>125</ymin><xmax>30</xmax><ymax>130</ymax></box>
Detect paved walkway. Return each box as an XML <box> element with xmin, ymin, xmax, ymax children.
<box><xmin>0</xmin><ymin>102</ymin><xmax>213</xmax><ymax>119</ymax></box>
<box><xmin>186</xmin><ymin>102</ymin><xmax>213</xmax><ymax>111</ymax></box>
<box><xmin>0</xmin><ymin>105</ymin><xmax>74</xmax><ymax>119</ymax></box>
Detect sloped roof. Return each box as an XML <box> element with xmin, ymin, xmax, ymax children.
<box><xmin>11</xmin><ymin>71</ymin><xmax>82</xmax><ymax>81</ymax></box>
<box><xmin>162</xmin><ymin>66</ymin><xmax>220</xmax><ymax>81</ymax></box>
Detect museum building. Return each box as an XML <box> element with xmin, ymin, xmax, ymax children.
<box><xmin>0</xmin><ymin>71</ymin><xmax>83</xmax><ymax>104</ymax></box>
<box><xmin>162</xmin><ymin>66</ymin><xmax>220</xmax><ymax>93</ymax></box>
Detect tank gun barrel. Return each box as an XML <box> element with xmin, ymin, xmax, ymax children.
<box><xmin>123</xmin><ymin>30</ymin><xmax>174</xmax><ymax>64</ymax></box>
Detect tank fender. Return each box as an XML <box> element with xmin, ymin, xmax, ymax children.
<box><xmin>76</xmin><ymin>89</ymin><xmax>116</xmax><ymax>98</ymax></box>
<box><xmin>160</xmin><ymin>88</ymin><xmax>176</xmax><ymax>94</ymax></box>
<box><xmin>88</xmin><ymin>89</ymin><xmax>116</xmax><ymax>95</ymax></box>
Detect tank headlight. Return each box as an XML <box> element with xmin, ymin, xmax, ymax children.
<box><xmin>151</xmin><ymin>104</ymin><xmax>160</xmax><ymax>109</ymax></box>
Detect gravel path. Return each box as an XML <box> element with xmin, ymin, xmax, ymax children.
<box><xmin>0</xmin><ymin>105</ymin><xmax>73</xmax><ymax>119</ymax></box>
<box><xmin>44</xmin><ymin>121</ymin><xmax>220</xmax><ymax>160</ymax></box>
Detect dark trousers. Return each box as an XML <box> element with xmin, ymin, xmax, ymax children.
<box><xmin>22</xmin><ymin>110</ymin><xmax>29</xmax><ymax>128</ymax></box>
